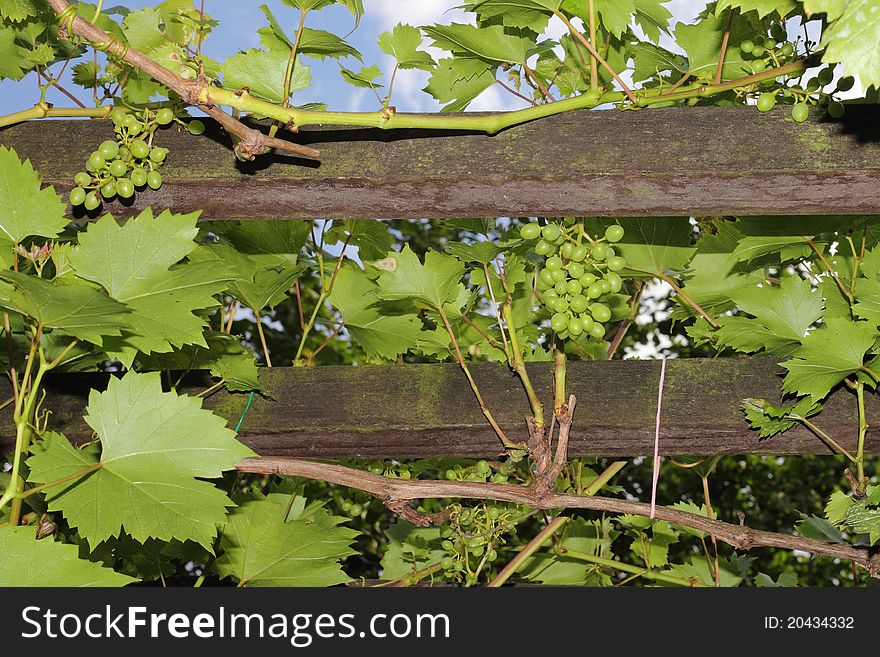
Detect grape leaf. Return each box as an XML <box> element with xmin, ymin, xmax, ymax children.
<box><xmin>324</xmin><ymin>220</ymin><xmax>394</xmax><ymax>261</ymax></box>
<box><xmin>469</xmin><ymin>0</ymin><xmax>562</xmax><ymax>31</ymax></box>
<box><xmin>716</xmin><ymin>0</ymin><xmax>797</xmax><ymax>17</ymax></box>
<box><xmin>424</xmin><ymin>23</ymin><xmax>531</xmax><ymax>65</ymax></box>
<box><xmin>222</xmin><ymin>43</ymin><xmax>309</xmax><ymax>103</ymax></box>
<box><xmin>795</xmin><ymin>514</ymin><xmax>846</xmax><ymax>543</ymax></box>
<box><xmin>661</xmin><ymin>554</ymin><xmax>753</xmax><ymax>587</ymax></box>
<box><xmin>729</xmin><ymin>235</ymin><xmax>810</xmax><ymax>263</ymax></box>
<box><xmin>634</xmin><ymin>0</ymin><xmax>673</xmax><ymax>41</ymax></box>
<box><xmin>424</xmin><ymin>57</ymin><xmax>497</xmax><ymax>111</ymax></box>
<box><xmin>715</xmin><ymin>277</ymin><xmax>823</xmax><ymax>356</ymax></box>
<box><xmin>340</xmin><ymin>64</ymin><xmax>383</xmax><ymax>89</ymax></box>
<box><xmin>605</xmin><ymin>217</ymin><xmax>694</xmax><ymax>276</ymax></box>
<box><xmin>852</xmin><ymin>278</ymin><xmax>880</xmax><ymax>327</ymax></box>
<box><xmin>445</xmin><ymin>241</ymin><xmax>504</xmax><ymax>265</ymax></box>
<box><xmin>295</xmin><ymin>27</ymin><xmax>362</xmax><ymax>61</ymax></box>
<box><xmin>220</xmin><ymin>219</ymin><xmax>309</xmax><ymax>267</ymax></box>
<box><xmin>0</xmin><ymin>0</ymin><xmax>38</xmax><ymax>22</ymax></box>
<box><xmin>563</xmin><ymin>0</ymin><xmax>636</xmax><ymax>37</ymax></box>
<box><xmin>0</xmin><ymin>25</ymin><xmax>34</xmax><ymax>80</ymax></box>
<box><xmin>755</xmin><ymin>572</ymin><xmax>798</xmax><ymax>587</ymax></box>
<box><xmin>781</xmin><ymin>317</ymin><xmax>877</xmax><ymax>400</ymax></box>
<box><xmin>376</xmin><ymin>246</ymin><xmax>465</xmax><ymax>309</ymax></box>
<box><xmin>329</xmin><ymin>264</ymin><xmax>422</xmax><ymax>361</ymax></box>
<box><xmin>0</xmin><ymin>146</ymin><xmax>67</xmax><ymax>244</ymax></box>
<box><xmin>675</xmin><ymin>14</ymin><xmax>754</xmax><ymax>81</ymax></box>
<box><xmin>742</xmin><ymin>397</ymin><xmax>822</xmax><ymax>438</ymax></box>
<box><xmin>520</xmin><ymin>518</ymin><xmax>618</xmax><ymax>585</ymax></box>
<box><xmin>631</xmin><ymin>42</ymin><xmax>688</xmax><ymax>81</ymax></box>
<box><xmin>28</xmin><ymin>372</ymin><xmax>254</xmax><ymax>549</ymax></box>
<box><xmin>0</xmin><ymin>526</ymin><xmax>137</xmax><ymax>587</ymax></box>
<box><xmin>0</xmin><ymin>271</ymin><xmax>128</xmax><ymax>345</ymax></box>
<box><xmin>805</xmin><ymin>0</ymin><xmax>880</xmax><ymax>88</ymax></box>
<box><xmin>216</xmin><ymin>494</ymin><xmax>357</xmax><ymax>587</ymax></box>
<box><xmin>380</xmin><ymin>522</ymin><xmax>445</xmax><ymax>580</ymax></box>
<box><xmin>379</xmin><ymin>24</ymin><xmax>434</xmax><ymax>70</ymax></box>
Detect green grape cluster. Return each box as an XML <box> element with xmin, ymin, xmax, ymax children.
<box><xmin>438</xmin><ymin>501</ymin><xmax>518</xmax><ymax>583</ymax></box>
<box><xmin>68</xmin><ymin>107</ymin><xmax>202</xmax><ymax>211</ymax></box>
<box><xmin>445</xmin><ymin>458</ymin><xmax>510</xmax><ymax>484</ymax></box>
<box><xmin>520</xmin><ymin>219</ymin><xmax>625</xmax><ymax>341</ymax></box>
<box><xmin>333</xmin><ymin>461</ymin><xmax>414</xmax><ymax>519</ymax></box>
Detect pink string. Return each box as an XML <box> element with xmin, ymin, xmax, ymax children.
<box><xmin>650</xmin><ymin>358</ymin><xmax>667</xmax><ymax>519</ymax></box>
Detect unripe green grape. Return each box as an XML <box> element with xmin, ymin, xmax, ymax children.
<box><xmin>87</xmin><ymin>151</ymin><xmax>106</xmax><ymax>170</ymax></box>
<box><xmin>607</xmin><ymin>255</ymin><xmax>627</xmax><ymax>271</ymax></box>
<box><xmin>581</xmin><ymin>315</ymin><xmax>595</xmax><ymax>332</ymax></box>
<box><xmin>763</xmin><ymin>39</ymin><xmax>776</xmax><ymax>50</ymax></box>
<box><xmin>791</xmin><ymin>103</ymin><xmax>810</xmax><ymax>123</ymax></box>
<box><xmin>131</xmin><ymin>167</ymin><xmax>148</xmax><ymax>187</ymax></box>
<box><xmin>570</xmin><ymin>244</ymin><xmax>588</xmax><ymax>262</ymax></box>
<box><xmin>520</xmin><ymin>223</ymin><xmax>541</xmax><ymax>240</ymax></box>
<box><xmin>806</xmin><ymin>77</ymin><xmax>820</xmax><ymax>91</ymax></box>
<box><xmin>817</xmin><ymin>66</ymin><xmax>834</xmax><ymax>86</ymax></box>
<box><xmin>446</xmin><ymin>469</ymin><xmax>457</xmax><ymax>480</ymax></box>
<box><xmin>491</xmin><ymin>472</ymin><xmax>507</xmax><ymax>484</ymax></box>
<box><xmin>487</xmin><ymin>549</ymin><xmax>498</xmax><ymax>562</ymax></box>
<box><xmin>568</xmin><ymin>317</ymin><xmax>584</xmax><ymax>336</ymax></box>
<box><xmin>567</xmin><ymin>262</ymin><xmax>585</xmax><ymax>278</ymax></box>
<box><xmin>781</xmin><ymin>43</ymin><xmax>794</xmax><ymax>57</ymax></box>
<box><xmin>109</xmin><ymin>159</ymin><xmax>128</xmax><ymax>178</ymax></box>
<box><xmin>146</xmin><ymin>171</ymin><xmax>163</xmax><ymax>189</ymax></box>
<box><xmin>552</xmin><ymin>282</ymin><xmax>566</xmax><ymax>297</ymax></box>
<box><xmin>542</xmin><ymin>224</ymin><xmax>561</xmax><ymax>242</ymax></box>
<box><xmin>349</xmin><ymin>503</ymin><xmax>363</xmax><ymax>516</ymax></box>
<box><xmin>156</xmin><ymin>107</ymin><xmax>175</xmax><ymax>125</ymax></box>
<box><xmin>101</xmin><ymin>181</ymin><xmax>116</xmax><ymax>198</ymax></box>
<box><xmin>441</xmin><ymin>556</ymin><xmax>454</xmax><ymax>570</ymax></box>
<box><xmin>598</xmin><ymin>280</ymin><xmax>611</xmax><ymax>294</ymax></box>
<box><xmin>756</xmin><ymin>92</ymin><xmax>776</xmax><ymax>112</ymax></box>
<box><xmin>552</xmin><ymin>298</ymin><xmax>569</xmax><ymax>313</ymax></box>
<box><xmin>124</xmin><ymin>117</ymin><xmax>143</xmax><ymax>133</ymax></box>
<box><xmin>550</xmin><ymin>313</ymin><xmax>569</xmax><ymax>332</ymax></box>
<box><xmin>566</xmin><ymin>280</ymin><xmax>582</xmax><ymax>296</ymax></box>
<box><xmin>535</xmin><ymin>240</ymin><xmax>554</xmax><ymax>256</ymax></box>
<box><xmin>827</xmin><ymin>101</ymin><xmax>845</xmax><ymax>118</ymax></box>
<box><xmin>130</xmin><ymin>140</ymin><xmax>150</xmax><ymax>159</ymax></box>
<box><xmin>540</xmin><ymin>269</ymin><xmax>555</xmax><ymax>286</ymax></box>
<box><xmin>68</xmin><ymin>187</ymin><xmax>86</xmax><ymax>206</ymax></box>
<box><xmin>751</xmin><ymin>44</ymin><xmax>765</xmax><ymax>57</ymax></box>
<box><xmin>605</xmin><ymin>247</ymin><xmax>615</xmax><ymax>259</ymax></box>
<box><xmin>739</xmin><ymin>39</ymin><xmax>754</xmax><ymax>54</ymax></box>
<box><xmin>606</xmin><ymin>271</ymin><xmax>623</xmax><ymax>293</ymax></box>
<box><xmin>579</xmin><ymin>272</ymin><xmax>597</xmax><ymax>287</ymax></box>
<box><xmin>398</xmin><ymin>469</ymin><xmax>411</xmax><ymax>480</ymax></box>
<box><xmin>544</xmin><ymin>289</ymin><xmax>559</xmax><ymax>305</ymax></box>
<box><xmin>750</xmin><ymin>59</ymin><xmax>766</xmax><ymax>73</ymax></box>
<box><xmin>476</xmin><ymin>460</ymin><xmax>491</xmax><ymax>475</ymax></box>
<box><xmin>590</xmin><ymin>303</ymin><xmax>611</xmax><ymax>323</ymax></box>
<box><xmin>98</xmin><ymin>140</ymin><xmax>119</xmax><ymax>159</ymax></box>
<box><xmin>74</xmin><ymin>171</ymin><xmax>92</xmax><ymax>187</ymax></box>
<box><xmin>605</xmin><ymin>225</ymin><xmax>624</xmax><ymax>242</ymax></box>
<box><xmin>471</xmin><ymin>545</ymin><xmax>485</xmax><ymax>557</ymax></box>
<box><xmin>550</xmin><ymin>268</ymin><xmax>566</xmax><ymax>282</ymax></box>
<box><xmin>340</xmin><ymin>500</ymin><xmax>352</xmax><ymax>512</ymax></box>
<box><xmin>589</xmin><ymin>323</ymin><xmax>605</xmax><ymax>339</ymax></box>
<box><xmin>546</xmin><ymin>256</ymin><xmax>563</xmax><ymax>270</ymax></box>
<box><xmin>836</xmin><ymin>76</ymin><xmax>855</xmax><ymax>92</ymax></box>
<box><xmin>83</xmin><ymin>191</ymin><xmax>101</xmax><ymax>211</ymax></box>
<box><xmin>150</xmin><ymin>147</ymin><xmax>167</xmax><ymax>163</ymax></box>
<box><xmin>441</xmin><ymin>540</ymin><xmax>454</xmax><ymax>551</ymax></box>
<box><xmin>110</xmin><ymin>107</ymin><xmax>129</xmax><ymax>125</ymax></box>
<box><xmin>569</xmin><ymin>295</ymin><xmax>589</xmax><ymax>314</ymax></box>
<box><xmin>187</xmin><ymin>119</ymin><xmax>206</xmax><ymax>135</ymax></box>
<box><xmin>116</xmin><ymin>178</ymin><xmax>134</xmax><ymax>198</ymax></box>
<box><xmin>587</xmin><ymin>282</ymin><xmax>604</xmax><ymax>299</ymax></box>
<box><xmin>591</xmin><ymin>243</ymin><xmax>609</xmax><ymax>261</ymax></box>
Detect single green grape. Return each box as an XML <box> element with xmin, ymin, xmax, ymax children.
<box><xmin>836</xmin><ymin>76</ymin><xmax>855</xmax><ymax>92</ymax></box>
<box><xmin>756</xmin><ymin>92</ymin><xmax>776</xmax><ymax>112</ymax></box>
<box><xmin>187</xmin><ymin>119</ymin><xmax>207</xmax><ymax>135</ymax></box>
<box><xmin>539</xmin><ymin>269</ymin><xmax>556</xmax><ymax>286</ymax></box>
<box><xmin>131</xmin><ymin>167</ymin><xmax>148</xmax><ymax>187</ymax></box>
<box><xmin>806</xmin><ymin>78</ymin><xmax>820</xmax><ymax>92</ymax></box>
<box><xmin>566</xmin><ymin>279</ymin><xmax>582</xmax><ymax>296</ymax></box>
<box><xmin>535</xmin><ymin>240</ymin><xmax>554</xmax><ymax>256</ymax></box>
<box><xmin>109</xmin><ymin>159</ymin><xmax>128</xmax><ymax>178</ymax></box>
<box><xmin>827</xmin><ymin>101</ymin><xmax>845</xmax><ymax>118</ymax></box>
<box><xmin>130</xmin><ymin>140</ymin><xmax>150</xmax><ymax>159</ymax></box>
<box><xmin>116</xmin><ymin>178</ymin><xmax>135</xmax><ymax>198</ymax></box>
<box><xmin>606</xmin><ymin>272</ymin><xmax>623</xmax><ymax>293</ymax></box>
<box><xmin>476</xmin><ymin>460</ymin><xmax>491</xmax><ymax>475</ymax></box>
<box><xmin>552</xmin><ymin>298</ymin><xmax>570</xmax><ymax>313</ymax></box>
<box><xmin>750</xmin><ymin>59</ymin><xmax>766</xmax><ymax>73</ymax></box>
<box><xmin>349</xmin><ymin>503</ymin><xmax>363</xmax><ymax>516</ymax></box>
<box><xmin>83</xmin><ymin>191</ymin><xmax>101</xmax><ymax>211</ymax></box>
<box><xmin>520</xmin><ymin>223</ymin><xmax>541</xmax><ymax>240</ymax></box>
<box><xmin>587</xmin><ymin>282</ymin><xmax>604</xmax><ymax>299</ymax></box>
<box><xmin>589</xmin><ymin>323</ymin><xmax>605</xmax><ymax>339</ymax></box>
<box><xmin>542</xmin><ymin>224</ymin><xmax>561</xmax><ymax>242</ymax></box>
<box><xmin>110</xmin><ymin>107</ymin><xmax>129</xmax><ymax>125</ymax></box>
<box><xmin>579</xmin><ymin>272</ymin><xmax>597</xmax><ymax>287</ymax></box>
<box><xmin>568</xmin><ymin>317</ymin><xmax>584</xmax><ymax>336</ymax></box>
<box><xmin>605</xmin><ymin>225</ymin><xmax>624</xmax><ymax>242</ymax></box>
<box><xmin>560</xmin><ymin>242</ymin><xmax>574</xmax><ymax>259</ymax></box>
<box><xmin>68</xmin><ymin>187</ymin><xmax>86</xmax><ymax>206</ymax></box>
<box><xmin>98</xmin><ymin>140</ymin><xmax>119</xmax><ymax>159</ymax></box>
<box><xmin>124</xmin><ymin>116</ymin><xmax>143</xmax><ymax>133</ymax></box>
<box><xmin>751</xmin><ymin>44</ymin><xmax>765</xmax><ymax>57</ymax></box>
<box><xmin>791</xmin><ymin>103</ymin><xmax>810</xmax><ymax>123</ymax></box>
<box><xmin>763</xmin><ymin>39</ymin><xmax>776</xmax><ymax>50</ymax></box>
<box><xmin>74</xmin><ymin>171</ymin><xmax>92</xmax><ymax>187</ymax></box>
<box><xmin>546</xmin><ymin>256</ymin><xmax>563</xmax><ymax>271</ymax></box>
<box><xmin>551</xmin><ymin>313</ymin><xmax>569</xmax><ymax>332</ymax></box>
<box><xmin>590</xmin><ymin>303</ymin><xmax>611</xmax><ymax>323</ymax></box>
<box><xmin>569</xmin><ymin>295</ymin><xmax>589</xmax><ymax>314</ymax></box>
<box><xmin>554</xmin><ymin>280</ymin><xmax>568</xmax><ymax>296</ymax></box>
<box><xmin>146</xmin><ymin>171</ymin><xmax>163</xmax><ymax>189</ymax></box>
<box><xmin>598</xmin><ymin>280</ymin><xmax>611</xmax><ymax>294</ymax></box>
<box><xmin>740</xmin><ymin>39</ymin><xmax>754</xmax><ymax>54</ymax></box>
<box><xmin>607</xmin><ymin>256</ymin><xmax>627</xmax><ymax>271</ymax></box>
<box><xmin>156</xmin><ymin>107</ymin><xmax>175</xmax><ymax>125</ymax></box>
<box><xmin>567</xmin><ymin>262</ymin><xmax>585</xmax><ymax>279</ymax></box>
<box><xmin>781</xmin><ymin>43</ymin><xmax>794</xmax><ymax>57</ymax></box>
<box><xmin>591</xmin><ymin>243</ymin><xmax>609</xmax><ymax>261</ymax></box>
<box><xmin>100</xmin><ymin>181</ymin><xmax>117</xmax><ymax>198</ymax></box>
<box><xmin>550</xmin><ymin>268</ymin><xmax>566</xmax><ymax>282</ymax></box>
<box><xmin>441</xmin><ymin>557</ymin><xmax>454</xmax><ymax>570</ymax></box>
<box><xmin>87</xmin><ymin>151</ymin><xmax>106</xmax><ymax>170</ymax></box>
<box><xmin>150</xmin><ymin>147</ymin><xmax>167</xmax><ymax>163</ymax></box>
<box><xmin>570</xmin><ymin>244</ymin><xmax>588</xmax><ymax>262</ymax></box>
<box><xmin>817</xmin><ymin>66</ymin><xmax>834</xmax><ymax>86</ymax></box>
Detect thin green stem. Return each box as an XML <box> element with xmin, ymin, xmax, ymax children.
<box><xmin>488</xmin><ymin>516</ymin><xmax>570</xmax><ymax>587</ymax></box>
<box><xmin>807</xmin><ymin>237</ymin><xmax>852</xmax><ymax>302</ymax></box>
<box><xmin>503</xmin><ymin>303</ymin><xmax>545</xmax><ymax>430</ymax></box>
<box><xmin>855</xmin><ymin>382</ymin><xmax>867</xmax><ymax>492</ymax></box>
<box><xmin>584</xmin><ymin>460</ymin><xmax>627</xmax><ymax>496</ymax></box>
<box><xmin>799</xmin><ymin>418</ymin><xmax>857</xmax><ymax>462</ymax></box>
<box><xmin>253</xmin><ymin>310</ymin><xmax>273</xmax><ymax>368</ymax></box>
<box><xmin>554</xmin><ymin>348</ymin><xmax>566</xmax><ymax>419</ymax></box>
<box><xmin>559</xmin><ymin>548</ymin><xmax>700</xmax><ymax>587</ymax></box>
<box><xmin>587</xmin><ymin>0</ymin><xmax>598</xmax><ymax>91</ymax></box>
<box><xmin>283</xmin><ymin>10</ymin><xmax>308</xmax><ymax>107</ymax></box>
<box><xmin>701</xmin><ymin>475</ymin><xmax>721</xmax><ymax>587</ymax></box>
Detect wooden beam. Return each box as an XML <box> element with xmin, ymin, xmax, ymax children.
<box><xmin>2</xmin><ymin>358</ymin><xmax>876</xmax><ymax>458</ymax></box>
<box><xmin>2</xmin><ymin>106</ymin><xmax>879</xmax><ymax>219</ymax></box>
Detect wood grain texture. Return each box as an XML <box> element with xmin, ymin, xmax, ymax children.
<box><xmin>2</xmin><ymin>358</ymin><xmax>877</xmax><ymax>458</ymax></box>
<box><xmin>2</xmin><ymin>106</ymin><xmax>879</xmax><ymax>219</ymax></box>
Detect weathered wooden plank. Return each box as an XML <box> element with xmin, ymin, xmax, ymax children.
<box><xmin>1</xmin><ymin>106</ymin><xmax>879</xmax><ymax>219</ymax></box>
<box><xmin>1</xmin><ymin>358</ymin><xmax>877</xmax><ymax>458</ymax></box>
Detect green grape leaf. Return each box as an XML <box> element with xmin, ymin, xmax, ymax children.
<box><xmin>755</xmin><ymin>572</ymin><xmax>798</xmax><ymax>587</ymax></box>
<box><xmin>378</xmin><ymin>23</ymin><xmax>434</xmax><ymax>70</ymax></box>
<box><xmin>805</xmin><ymin>0</ymin><xmax>880</xmax><ymax>88</ymax></box>
<box><xmin>0</xmin><ymin>0</ymin><xmax>39</xmax><ymax>22</ymax></box>
<box><xmin>843</xmin><ymin>499</ymin><xmax>880</xmax><ymax>544</ymax></box>
<box><xmin>852</xmin><ymin>278</ymin><xmax>880</xmax><ymax>327</ymax></box>
<box><xmin>340</xmin><ymin>64</ymin><xmax>383</xmax><ymax>89</ymax></box>
<box><xmin>328</xmin><ymin>264</ymin><xmax>422</xmax><ymax>360</ymax></box>
<box><xmin>445</xmin><ymin>241</ymin><xmax>504</xmax><ymax>265</ymax></box>
<box><xmin>631</xmin><ymin>42</ymin><xmax>688</xmax><ymax>81</ymax></box>
<box><xmin>0</xmin><ymin>271</ymin><xmax>128</xmax><ymax>345</ymax></box>
<box><xmin>137</xmin><ymin>331</ymin><xmax>261</xmax><ymax>393</ymax></box>
<box><xmin>222</xmin><ymin>45</ymin><xmax>309</xmax><ymax>103</ymax></box>
<box><xmin>0</xmin><ymin>526</ymin><xmax>137</xmax><ymax>587</ymax></box>
<box><xmin>634</xmin><ymin>0</ymin><xmax>673</xmax><ymax>41</ymax></box>
<box><xmin>70</xmin><ymin>209</ymin><xmax>233</xmax><ymax>359</ymax></box>
<box><xmin>0</xmin><ymin>25</ymin><xmax>35</xmax><ymax>81</ymax></box>
<box><xmin>380</xmin><ymin>522</ymin><xmax>445</xmax><ymax>580</ymax></box>
<box><xmin>296</xmin><ymin>27</ymin><xmax>362</xmax><ymax>61</ymax></box>
<box><xmin>781</xmin><ymin>317</ymin><xmax>877</xmax><ymax>400</ymax></box>
<box><xmin>216</xmin><ymin>494</ymin><xmax>357</xmax><ymax>587</ymax></box>
<box><xmin>324</xmin><ymin>220</ymin><xmax>394</xmax><ymax>261</ymax></box>
<box><xmin>376</xmin><ymin>246</ymin><xmax>465</xmax><ymax>309</ymax></box>
<box><xmin>0</xmin><ymin>146</ymin><xmax>67</xmax><ymax>244</ymax></box>
<box><xmin>716</xmin><ymin>0</ymin><xmax>797</xmax><ymax>18</ymax></box>
<box><xmin>715</xmin><ymin>277</ymin><xmax>823</xmax><ymax>356</ymax></box>
<box><xmin>220</xmin><ymin>219</ymin><xmax>309</xmax><ymax>267</ymax></box>
<box><xmin>424</xmin><ymin>57</ymin><xmax>497</xmax><ymax>111</ymax></box>
<box><xmin>674</xmin><ymin>14</ymin><xmax>754</xmax><ymax>81</ymax></box>
<box><xmin>607</xmin><ymin>217</ymin><xmax>694</xmax><ymax>276</ymax></box>
<box><xmin>520</xmin><ymin>518</ymin><xmax>618</xmax><ymax>585</ymax></box>
<box><xmin>825</xmin><ymin>489</ymin><xmax>854</xmax><ymax>525</ymax></box>
<box><xmin>469</xmin><ymin>0</ymin><xmax>562</xmax><ymax>31</ymax></box>
<box><xmin>742</xmin><ymin>397</ymin><xmax>821</xmax><ymax>438</ymax></box>
<box><xmin>662</xmin><ymin>554</ymin><xmax>753</xmax><ymax>587</ymax></box>
<box><xmin>795</xmin><ymin>514</ymin><xmax>846</xmax><ymax>543</ymax></box>
<box><xmin>563</xmin><ymin>0</ymin><xmax>636</xmax><ymax>38</ymax></box>
<box><xmin>27</xmin><ymin>373</ymin><xmax>254</xmax><ymax>549</ymax></box>
<box><xmin>729</xmin><ymin>235</ymin><xmax>810</xmax><ymax>263</ymax></box>
<box><xmin>424</xmin><ymin>23</ymin><xmax>531</xmax><ymax>65</ymax></box>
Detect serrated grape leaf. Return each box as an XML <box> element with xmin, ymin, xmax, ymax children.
<box><xmin>424</xmin><ymin>57</ymin><xmax>497</xmax><ymax>111</ymax></box>
<box><xmin>137</xmin><ymin>332</ymin><xmax>261</xmax><ymax>392</ymax></box>
<box><xmin>328</xmin><ymin>264</ymin><xmax>422</xmax><ymax>360</ymax></box>
<box><xmin>295</xmin><ymin>27</ymin><xmax>362</xmax><ymax>61</ymax></box>
<box><xmin>222</xmin><ymin>45</ymin><xmax>310</xmax><ymax>103</ymax></box>
<box><xmin>716</xmin><ymin>0</ymin><xmax>797</xmax><ymax>17</ymax></box>
<box><xmin>27</xmin><ymin>373</ymin><xmax>254</xmax><ymax>549</ymax></box>
<box><xmin>634</xmin><ymin>0</ymin><xmax>673</xmax><ymax>41</ymax></box>
<box><xmin>0</xmin><ymin>526</ymin><xmax>137</xmax><ymax>587</ymax></box>
<box><xmin>69</xmin><ymin>209</ymin><xmax>233</xmax><ymax>359</ymax></box>
<box><xmin>805</xmin><ymin>0</ymin><xmax>880</xmax><ymax>89</ymax></box>
<box><xmin>795</xmin><ymin>514</ymin><xmax>846</xmax><ymax>543</ymax></box>
<box><xmin>563</xmin><ymin>0</ymin><xmax>636</xmax><ymax>37</ymax></box>
<box><xmin>742</xmin><ymin>397</ymin><xmax>821</xmax><ymax>438</ymax></box>
<box><xmin>674</xmin><ymin>14</ymin><xmax>754</xmax><ymax>81</ymax></box>
<box><xmin>424</xmin><ymin>23</ymin><xmax>531</xmax><ymax>65</ymax></box>
<box><xmin>607</xmin><ymin>217</ymin><xmax>694</xmax><ymax>276</ymax></box>
<box><xmin>219</xmin><ymin>219</ymin><xmax>308</xmax><ymax>268</ymax></box>
<box><xmin>0</xmin><ymin>271</ymin><xmax>128</xmax><ymax>345</ymax></box>
<box><xmin>853</xmin><ymin>278</ymin><xmax>880</xmax><ymax>327</ymax></box>
<box><xmin>0</xmin><ymin>146</ymin><xmax>67</xmax><ymax>244</ymax></box>
<box><xmin>340</xmin><ymin>64</ymin><xmax>383</xmax><ymax>89</ymax></box>
<box><xmin>729</xmin><ymin>235</ymin><xmax>810</xmax><ymax>263</ymax></box>
<box><xmin>380</xmin><ymin>522</ymin><xmax>445</xmax><ymax>580</ymax></box>
<box><xmin>662</xmin><ymin>554</ymin><xmax>753</xmax><ymax>587</ymax></box>
<box><xmin>0</xmin><ymin>25</ymin><xmax>34</xmax><ymax>80</ymax></box>
<box><xmin>378</xmin><ymin>23</ymin><xmax>434</xmax><ymax>70</ymax></box>
<box><xmin>715</xmin><ymin>277</ymin><xmax>823</xmax><ymax>356</ymax></box>
<box><xmin>631</xmin><ymin>42</ymin><xmax>688</xmax><ymax>81</ymax></box>
<box><xmin>755</xmin><ymin>572</ymin><xmax>798</xmax><ymax>587</ymax></box>
<box><xmin>324</xmin><ymin>220</ymin><xmax>394</xmax><ymax>261</ymax></box>
<box><xmin>377</xmin><ymin>246</ymin><xmax>465</xmax><ymax>309</ymax></box>
<box><xmin>781</xmin><ymin>317</ymin><xmax>877</xmax><ymax>400</ymax></box>
<box><xmin>520</xmin><ymin>518</ymin><xmax>618</xmax><ymax>585</ymax></box>
<box><xmin>215</xmin><ymin>494</ymin><xmax>357</xmax><ymax>587</ymax></box>
<box><xmin>469</xmin><ymin>0</ymin><xmax>561</xmax><ymax>31</ymax></box>
<box><xmin>0</xmin><ymin>0</ymin><xmax>38</xmax><ymax>22</ymax></box>
<box><xmin>445</xmin><ymin>241</ymin><xmax>504</xmax><ymax>265</ymax></box>
<box><xmin>843</xmin><ymin>500</ymin><xmax>880</xmax><ymax>544</ymax></box>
